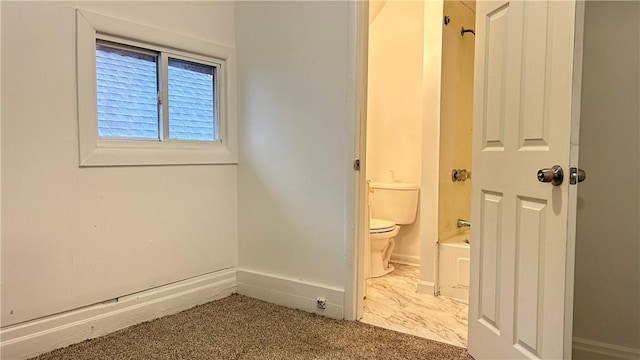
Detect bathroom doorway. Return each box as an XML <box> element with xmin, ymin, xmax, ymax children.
<box><xmin>357</xmin><ymin>0</ymin><xmax>475</xmax><ymax>348</ymax></box>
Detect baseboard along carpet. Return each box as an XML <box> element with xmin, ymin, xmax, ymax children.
<box><xmin>31</xmin><ymin>294</ymin><xmax>471</xmax><ymax>360</ymax></box>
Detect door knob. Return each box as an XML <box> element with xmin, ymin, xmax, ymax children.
<box><xmin>570</xmin><ymin>167</ymin><xmax>586</xmax><ymax>185</ymax></box>
<box><xmin>537</xmin><ymin>165</ymin><xmax>564</xmax><ymax>186</ymax></box>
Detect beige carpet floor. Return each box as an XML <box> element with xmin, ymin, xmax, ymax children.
<box><xmin>32</xmin><ymin>294</ymin><xmax>472</xmax><ymax>360</ymax></box>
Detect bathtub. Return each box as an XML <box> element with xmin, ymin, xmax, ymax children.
<box><xmin>437</xmin><ymin>231</ymin><xmax>470</xmax><ymax>302</ymax></box>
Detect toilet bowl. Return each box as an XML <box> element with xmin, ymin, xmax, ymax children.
<box><xmin>367</xmin><ymin>181</ymin><xmax>419</xmax><ymax>278</ymax></box>
<box><xmin>369</xmin><ymin>218</ymin><xmax>400</xmax><ymax>277</ymax></box>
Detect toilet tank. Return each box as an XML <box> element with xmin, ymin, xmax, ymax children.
<box><xmin>369</xmin><ymin>182</ymin><xmax>419</xmax><ymax>225</ymax></box>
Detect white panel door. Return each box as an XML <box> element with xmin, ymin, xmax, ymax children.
<box><xmin>468</xmin><ymin>1</ymin><xmax>583</xmax><ymax>359</ymax></box>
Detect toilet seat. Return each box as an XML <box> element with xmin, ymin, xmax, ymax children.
<box><xmin>370</xmin><ymin>218</ymin><xmax>396</xmax><ymax>234</ymax></box>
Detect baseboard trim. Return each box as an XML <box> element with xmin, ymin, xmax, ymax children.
<box><xmin>237</xmin><ymin>269</ymin><xmax>344</xmax><ymax>319</ymax></box>
<box><xmin>390</xmin><ymin>254</ymin><xmax>420</xmax><ymax>266</ymax></box>
<box><xmin>1</xmin><ymin>268</ymin><xmax>237</xmax><ymax>360</ymax></box>
<box><xmin>416</xmin><ymin>280</ymin><xmax>435</xmax><ymax>295</ymax></box>
<box><xmin>439</xmin><ymin>286</ymin><xmax>469</xmax><ymax>303</ymax></box>
<box><xmin>573</xmin><ymin>336</ymin><xmax>640</xmax><ymax>359</ymax></box>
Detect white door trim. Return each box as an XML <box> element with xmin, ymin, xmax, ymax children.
<box><xmin>564</xmin><ymin>0</ymin><xmax>585</xmax><ymax>355</ymax></box>
<box><xmin>345</xmin><ymin>0</ymin><xmax>369</xmax><ymax>321</ymax></box>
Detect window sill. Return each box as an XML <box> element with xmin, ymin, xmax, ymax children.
<box><xmin>80</xmin><ymin>141</ymin><xmax>237</xmax><ymax>167</ymax></box>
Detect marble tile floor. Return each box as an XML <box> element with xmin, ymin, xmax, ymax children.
<box><xmin>360</xmin><ymin>263</ymin><xmax>469</xmax><ymax>348</ymax></box>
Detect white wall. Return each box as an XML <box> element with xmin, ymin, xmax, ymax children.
<box><xmin>573</xmin><ymin>1</ymin><xmax>640</xmax><ymax>356</ymax></box>
<box><xmin>235</xmin><ymin>1</ymin><xmax>355</xmax><ymax>317</ymax></box>
<box><xmin>366</xmin><ymin>0</ymin><xmax>424</xmax><ymax>262</ymax></box>
<box><xmin>1</xmin><ymin>1</ymin><xmax>237</xmax><ymax>327</ymax></box>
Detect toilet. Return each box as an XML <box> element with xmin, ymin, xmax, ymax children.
<box><xmin>368</xmin><ymin>181</ymin><xmax>419</xmax><ymax>278</ymax></box>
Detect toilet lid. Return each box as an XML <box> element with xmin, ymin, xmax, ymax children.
<box><xmin>370</xmin><ymin>218</ymin><xmax>396</xmax><ymax>233</ymax></box>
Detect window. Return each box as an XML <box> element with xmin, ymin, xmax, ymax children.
<box><xmin>76</xmin><ymin>9</ymin><xmax>237</xmax><ymax>166</ymax></box>
<box><xmin>96</xmin><ymin>43</ymin><xmax>160</xmax><ymax>140</ymax></box>
<box><xmin>168</xmin><ymin>58</ymin><xmax>217</xmax><ymax>141</ymax></box>
<box><xmin>95</xmin><ymin>42</ymin><xmax>218</xmax><ymax>142</ymax></box>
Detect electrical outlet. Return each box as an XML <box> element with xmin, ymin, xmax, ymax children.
<box><xmin>316</xmin><ymin>297</ymin><xmax>326</xmax><ymax>310</ymax></box>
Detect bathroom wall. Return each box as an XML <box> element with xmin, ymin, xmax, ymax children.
<box><xmin>369</xmin><ymin>1</ymin><xmax>387</xmax><ymax>24</ymax></box>
<box><xmin>366</xmin><ymin>0</ymin><xmax>424</xmax><ymax>263</ymax></box>
<box><xmin>1</xmin><ymin>0</ymin><xmax>237</xmax><ymax>329</ymax></box>
<box><xmin>438</xmin><ymin>0</ymin><xmax>475</xmax><ymax>241</ymax></box>
<box><xmin>366</xmin><ymin>0</ymin><xmax>475</xmax><ymax>265</ymax></box>
<box><xmin>572</xmin><ymin>1</ymin><xmax>640</xmax><ymax>357</ymax></box>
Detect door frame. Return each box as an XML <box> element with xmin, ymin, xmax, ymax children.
<box><xmin>564</xmin><ymin>0</ymin><xmax>586</xmax><ymax>355</ymax></box>
<box><xmin>345</xmin><ymin>0</ymin><xmax>369</xmax><ymax>321</ymax></box>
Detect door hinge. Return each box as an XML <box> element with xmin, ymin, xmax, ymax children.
<box><xmin>353</xmin><ymin>159</ymin><xmax>361</xmax><ymax>171</ymax></box>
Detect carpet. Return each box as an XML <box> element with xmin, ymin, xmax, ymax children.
<box><xmin>31</xmin><ymin>294</ymin><xmax>472</xmax><ymax>359</ymax></box>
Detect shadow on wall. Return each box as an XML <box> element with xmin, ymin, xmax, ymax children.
<box><xmin>572</xmin><ymin>0</ymin><xmax>640</xmax><ymax>357</ymax></box>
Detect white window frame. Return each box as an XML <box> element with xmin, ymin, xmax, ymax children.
<box><xmin>76</xmin><ymin>9</ymin><xmax>237</xmax><ymax>166</ymax></box>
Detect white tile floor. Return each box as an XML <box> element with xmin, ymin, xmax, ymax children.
<box><xmin>360</xmin><ymin>263</ymin><xmax>469</xmax><ymax>347</ymax></box>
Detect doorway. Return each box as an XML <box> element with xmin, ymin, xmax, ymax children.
<box><xmin>356</xmin><ymin>0</ymin><xmax>475</xmax><ymax>348</ymax></box>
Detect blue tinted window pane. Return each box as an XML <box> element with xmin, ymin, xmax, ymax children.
<box><xmin>96</xmin><ymin>44</ymin><xmax>159</xmax><ymax>139</ymax></box>
<box><xmin>168</xmin><ymin>59</ymin><xmax>216</xmax><ymax>141</ymax></box>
